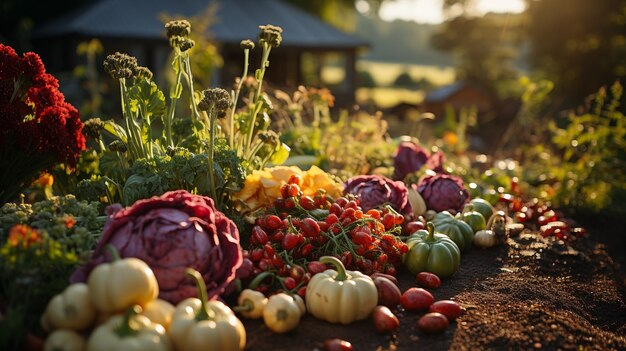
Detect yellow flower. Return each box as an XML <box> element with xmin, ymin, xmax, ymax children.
<box><xmin>234</xmin><ymin>166</ymin><xmax>343</xmax><ymax>212</ymax></box>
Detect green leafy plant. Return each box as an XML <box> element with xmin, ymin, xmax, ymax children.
<box><xmin>275</xmin><ymin>86</ymin><xmax>394</xmax><ymax>178</ymax></box>
<box><xmin>548</xmin><ymin>82</ymin><xmax>626</xmax><ymax>212</ymax></box>
<box><xmin>78</xmin><ymin>22</ymin><xmax>289</xmax><ymax>210</ymax></box>
<box><xmin>0</xmin><ymin>195</ymin><xmax>104</xmax><ymax>350</ymax></box>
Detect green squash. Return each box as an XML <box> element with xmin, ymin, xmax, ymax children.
<box><xmin>469</xmin><ymin>198</ymin><xmax>494</xmax><ymax>222</ymax></box>
<box><xmin>461</xmin><ymin>204</ymin><xmax>486</xmax><ymax>233</ymax></box>
<box><xmin>432</xmin><ymin>211</ymin><xmax>474</xmax><ymax>251</ymax></box>
<box><xmin>403</xmin><ymin>223</ymin><xmax>461</xmax><ymax>278</ymax></box>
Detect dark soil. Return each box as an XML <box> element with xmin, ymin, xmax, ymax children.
<box><xmin>242</xmin><ymin>228</ymin><xmax>626</xmax><ymax>350</ymax></box>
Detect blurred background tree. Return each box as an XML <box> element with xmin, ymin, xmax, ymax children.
<box><xmin>430</xmin><ymin>13</ymin><xmax>523</xmax><ymax>99</ymax></box>
<box><xmin>285</xmin><ymin>0</ymin><xmax>386</xmax><ymax>31</ymax></box>
<box><xmin>526</xmin><ymin>0</ymin><xmax>626</xmax><ymax>106</ymax></box>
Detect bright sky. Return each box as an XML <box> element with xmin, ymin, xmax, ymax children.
<box><xmin>356</xmin><ymin>0</ymin><xmax>526</xmax><ymax>24</ymax></box>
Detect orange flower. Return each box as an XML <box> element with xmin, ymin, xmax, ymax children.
<box><xmin>442</xmin><ymin>131</ymin><xmax>458</xmax><ymax>146</ymax></box>
<box><xmin>64</xmin><ymin>215</ymin><xmax>76</xmax><ymax>229</ymax></box>
<box><xmin>34</xmin><ymin>172</ymin><xmax>54</xmax><ymax>187</ymax></box>
<box><xmin>7</xmin><ymin>224</ymin><xmax>42</xmax><ymax>248</ymax></box>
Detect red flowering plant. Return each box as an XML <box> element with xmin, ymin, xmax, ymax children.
<box><xmin>0</xmin><ymin>44</ymin><xmax>86</xmax><ymax>203</ymax></box>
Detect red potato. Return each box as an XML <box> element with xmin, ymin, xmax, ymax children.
<box><xmin>324</xmin><ymin>338</ymin><xmax>353</xmax><ymax>351</ymax></box>
<box><xmin>400</xmin><ymin>288</ymin><xmax>434</xmax><ymax>311</ymax></box>
<box><xmin>417</xmin><ymin>312</ymin><xmax>449</xmax><ymax>334</ymax></box>
<box><xmin>373</xmin><ymin>276</ymin><xmax>402</xmax><ymax>307</ymax></box>
<box><xmin>429</xmin><ymin>300</ymin><xmax>462</xmax><ymax>321</ymax></box>
<box><xmin>370</xmin><ymin>272</ymin><xmax>398</xmax><ymax>285</ymax></box>
<box><xmin>372</xmin><ymin>306</ymin><xmax>400</xmax><ymax>333</ymax></box>
<box><xmin>416</xmin><ymin>272</ymin><xmax>441</xmax><ymax>289</ymax></box>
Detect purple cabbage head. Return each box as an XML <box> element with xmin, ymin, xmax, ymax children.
<box><xmin>344</xmin><ymin>175</ymin><xmax>412</xmax><ymax>214</ymax></box>
<box><xmin>393</xmin><ymin>141</ymin><xmax>430</xmax><ymax>181</ymax></box>
<box><xmin>71</xmin><ymin>190</ymin><xmax>242</xmax><ymax>304</ymax></box>
<box><xmin>417</xmin><ymin>173</ymin><xmax>469</xmax><ymax>213</ymax></box>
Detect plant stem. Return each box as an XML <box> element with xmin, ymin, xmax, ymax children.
<box><xmin>206</xmin><ymin>109</ymin><xmax>218</xmax><ymax>203</ymax></box>
<box><xmin>229</xmin><ymin>48</ymin><xmax>251</xmax><ymax>149</ymax></box>
<box><xmin>320</xmin><ymin>256</ymin><xmax>348</xmax><ymax>281</ymax></box>
<box><xmin>245</xmin><ymin>43</ymin><xmax>272</xmax><ymax>155</ymax></box>
<box><xmin>183</xmin><ymin>53</ymin><xmax>201</xmax><ymax>123</ymax></box>
<box><xmin>114</xmin><ymin>305</ymin><xmax>141</xmax><ymax>338</ymax></box>
<box><xmin>106</xmin><ymin>244</ymin><xmax>122</xmax><ymax>261</ymax></box>
<box><xmin>185</xmin><ymin>268</ymin><xmax>216</xmax><ymax>321</ymax></box>
<box><xmin>166</xmin><ymin>54</ymin><xmax>184</xmax><ymax>148</ymax></box>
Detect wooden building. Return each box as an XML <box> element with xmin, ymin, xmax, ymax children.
<box><xmin>33</xmin><ymin>0</ymin><xmax>368</xmax><ymax>105</ymax></box>
<box><xmin>422</xmin><ymin>82</ymin><xmax>496</xmax><ymax>119</ymax></box>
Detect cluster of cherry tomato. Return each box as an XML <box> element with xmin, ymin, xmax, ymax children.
<box><xmin>241</xmin><ymin>174</ymin><xmax>421</xmax><ymax>295</ymax></box>
<box><xmin>499</xmin><ymin>188</ymin><xmax>586</xmax><ymax>241</ymax></box>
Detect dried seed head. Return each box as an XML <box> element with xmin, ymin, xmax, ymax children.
<box><xmin>103</xmin><ymin>52</ymin><xmax>138</xmax><ymax>79</ymax></box>
<box><xmin>108</xmin><ymin>140</ymin><xmax>127</xmax><ymax>152</ymax></box>
<box><xmin>165</xmin><ymin>20</ymin><xmax>191</xmax><ymax>39</ymax></box>
<box><xmin>83</xmin><ymin>118</ymin><xmax>104</xmax><ymax>138</ymax></box>
<box><xmin>258</xmin><ymin>130</ymin><xmax>279</xmax><ymax>145</ymax></box>
<box><xmin>240</xmin><ymin>39</ymin><xmax>255</xmax><ymax>50</ymax></box>
<box><xmin>198</xmin><ymin>88</ymin><xmax>232</xmax><ymax>116</ymax></box>
<box><xmin>179</xmin><ymin>38</ymin><xmax>195</xmax><ymax>52</ymax></box>
<box><xmin>258</xmin><ymin>24</ymin><xmax>283</xmax><ymax>48</ymax></box>
<box><xmin>135</xmin><ymin>66</ymin><xmax>153</xmax><ymax>80</ymax></box>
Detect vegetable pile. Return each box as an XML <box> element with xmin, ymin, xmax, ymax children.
<box><xmin>41</xmin><ymin>246</ymin><xmax>246</xmax><ymax>351</ymax></box>
<box><xmin>240</xmin><ymin>174</ymin><xmax>413</xmax><ymax>295</ymax></box>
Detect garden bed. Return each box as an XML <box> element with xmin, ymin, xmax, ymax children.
<box><xmin>241</xmin><ymin>229</ymin><xmax>625</xmax><ymax>350</ymax></box>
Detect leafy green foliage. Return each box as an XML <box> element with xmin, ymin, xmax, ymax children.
<box><xmin>121</xmin><ymin>143</ymin><xmax>245</xmax><ymax>206</ymax></box>
<box><xmin>0</xmin><ymin>195</ymin><xmax>104</xmax><ymax>252</ymax></box>
<box><xmin>0</xmin><ymin>195</ymin><xmax>105</xmax><ymax>350</ymax></box>
<box><xmin>275</xmin><ymin>87</ymin><xmax>394</xmax><ymax>178</ymax></box>
<box><xmin>127</xmin><ymin>79</ymin><xmax>166</xmax><ymax>120</ymax></box>
<box><xmin>547</xmin><ymin>82</ymin><xmax>626</xmax><ymax>212</ymax></box>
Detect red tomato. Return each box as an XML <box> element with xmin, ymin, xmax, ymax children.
<box><xmin>352</xmin><ymin>231</ymin><xmax>373</xmax><ymax>245</ymax></box>
<box><xmin>299</xmin><ymin>196</ymin><xmax>316</xmax><ymax>210</ymax></box>
<box><xmin>429</xmin><ymin>300</ymin><xmax>462</xmax><ymax>321</ymax></box>
<box><xmin>400</xmin><ymin>287</ymin><xmax>434</xmax><ymax>311</ymax></box>
<box><xmin>372</xmin><ymin>305</ymin><xmax>400</xmax><ymax>333</ymax></box>
<box><xmin>417</xmin><ymin>312</ymin><xmax>449</xmax><ymax>334</ymax></box>
<box><xmin>283</xmin><ymin>277</ymin><xmax>297</xmax><ymax>290</ymax></box>
<box><xmin>265</xmin><ymin>215</ymin><xmax>283</xmax><ymax>230</ymax></box>
<box><xmin>404</xmin><ymin>221</ymin><xmax>425</xmax><ymax>234</ymax></box>
<box><xmin>416</xmin><ymin>272</ymin><xmax>442</xmax><ymax>289</ymax></box>
<box><xmin>324</xmin><ymin>338</ymin><xmax>352</xmax><ymax>351</ymax></box>
<box><xmin>281</xmin><ymin>233</ymin><xmax>299</xmax><ymax>250</ymax></box>
<box><xmin>306</xmin><ymin>261</ymin><xmax>327</xmax><ymax>275</ymax></box>
<box><xmin>301</xmin><ymin>217</ymin><xmax>321</xmax><ymax>237</ymax></box>
<box><xmin>251</xmin><ymin>226</ymin><xmax>269</xmax><ymax>245</ymax></box>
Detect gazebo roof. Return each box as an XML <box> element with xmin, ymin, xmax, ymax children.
<box><xmin>34</xmin><ymin>0</ymin><xmax>368</xmax><ymax>49</ymax></box>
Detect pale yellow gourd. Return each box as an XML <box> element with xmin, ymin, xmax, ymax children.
<box><xmin>87</xmin><ymin>305</ymin><xmax>171</xmax><ymax>351</ymax></box>
<box><xmin>168</xmin><ymin>269</ymin><xmax>246</xmax><ymax>351</ymax></box>
<box><xmin>305</xmin><ymin>256</ymin><xmax>378</xmax><ymax>324</ymax></box>
<box><xmin>141</xmin><ymin>299</ymin><xmax>176</xmax><ymax>330</ymax></box>
<box><xmin>262</xmin><ymin>293</ymin><xmax>303</xmax><ymax>333</ymax></box>
<box><xmin>42</xmin><ymin>283</ymin><xmax>96</xmax><ymax>331</ymax></box>
<box><xmin>44</xmin><ymin>329</ymin><xmax>86</xmax><ymax>351</ymax></box>
<box><xmin>87</xmin><ymin>245</ymin><xmax>159</xmax><ymax>313</ymax></box>
<box><xmin>234</xmin><ymin>289</ymin><xmax>267</xmax><ymax>319</ymax></box>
